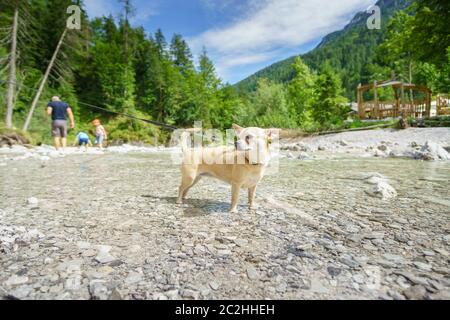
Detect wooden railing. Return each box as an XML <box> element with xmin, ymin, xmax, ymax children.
<box><xmin>360</xmin><ymin>99</ymin><xmax>430</xmax><ymax>119</ymax></box>
<box><xmin>437</xmin><ymin>95</ymin><xmax>450</xmax><ymax>115</ymax></box>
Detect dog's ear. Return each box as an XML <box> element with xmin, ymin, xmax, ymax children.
<box><xmin>266</xmin><ymin>128</ymin><xmax>280</xmax><ymax>138</ymax></box>
<box><xmin>232</xmin><ymin>124</ymin><xmax>243</xmax><ymax>134</ymax></box>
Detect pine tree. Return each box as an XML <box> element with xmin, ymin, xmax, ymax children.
<box><xmin>170</xmin><ymin>34</ymin><xmax>194</xmax><ymax>73</ymax></box>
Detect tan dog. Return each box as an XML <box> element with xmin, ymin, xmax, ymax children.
<box><xmin>177</xmin><ymin>124</ymin><xmax>276</xmax><ymax>213</ymax></box>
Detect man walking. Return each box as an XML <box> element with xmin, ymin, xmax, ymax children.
<box><xmin>47</xmin><ymin>96</ymin><xmax>75</xmax><ymax>150</ymax></box>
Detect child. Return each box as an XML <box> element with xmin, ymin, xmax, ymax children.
<box><xmin>92</xmin><ymin>119</ymin><xmax>108</xmax><ymax>149</ymax></box>
<box><xmin>73</xmin><ymin>131</ymin><xmax>92</xmax><ymax>151</ymax></box>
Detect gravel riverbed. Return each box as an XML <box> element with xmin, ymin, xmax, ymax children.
<box><xmin>1</xmin><ymin>129</ymin><xmax>449</xmax><ymax>300</ymax></box>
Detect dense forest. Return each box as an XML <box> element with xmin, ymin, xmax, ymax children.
<box><xmin>0</xmin><ymin>0</ymin><xmax>449</xmax><ymax>144</ymax></box>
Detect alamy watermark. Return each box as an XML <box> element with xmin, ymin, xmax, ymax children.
<box><xmin>66</xmin><ymin>5</ymin><xmax>81</xmax><ymax>30</ymax></box>
<box><xmin>169</xmin><ymin>122</ymin><xmax>281</xmax><ymax>175</ymax></box>
<box><xmin>367</xmin><ymin>5</ymin><xmax>381</xmax><ymax>30</ymax></box>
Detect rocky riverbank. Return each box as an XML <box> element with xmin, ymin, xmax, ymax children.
<box><xmin>1</xmin><ymin>128</ymin><xmax>449</xmax><ymax>300</ymax></box>
<box><xmin>1</xmin><ymin>146</ymin><xmax>449</xmax><ymax>300</ymax></box>
<box><xmin>281</xmin><ymin>128</ymin><xmax>450</xmax><ymax>161</ymax></box>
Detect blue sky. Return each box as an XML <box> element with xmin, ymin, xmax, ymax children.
<box><xmin>84</xmin><ymin>0</ymin><xmax>378</xmax><ymax>84</ymax></box>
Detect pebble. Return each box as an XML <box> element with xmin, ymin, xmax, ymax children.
<box><xmin>310</xmin><ymin>278</ymin><xmax>329</xmax><ymax>294</ymax></box>
<box><xmin>413</xmin><ymin>261</ymin><xmax>432</xmax><ymax>272</ymax></box>
<box><xmin>403</xmin><ymin>285</ymin><xmax>427</xmax><ymax>300</ymax></box>
<box><xmin>327</xmin><ymin>266</ymin><xmax>342</xmax><ymax>277</ymax></box>
<box><xmin>26</xmin><ymin>197</ymin><xmax>39</xmax><ymax>209</ymax></box>
<box><xmin>95</xmin><ymin>253</ymin><xmax>117</xmax><ymax>264</ymax></box>
<box><xmin>181</xmin><ymin>289</ymin><xmax>199</xmax><ymax>300</ymax></box>
<box><xmin>339</xmin><ymin>255</ymin><xmax>360</xmax><ymax>268</ymax></box>
<box><xmin>2</xmin><ymin>143</ymin><xmax>450</xmax><ymax>301</ymax></box>
<box><xmin>209</xmin><ymin>281</ymin><xmax>221</xmax><ymax>291</ymax></box>
<box><xmin>89</xmin><ymin>280</ymin><xmax>109</xmax><ymax>300</ymax></box>
<box><xmin>246</xmin><ymin>267</ymin><xmax>259</xmax><ymax>280</ymax></box>
<box><xmin>233</xmin><ymin>239</ymin><xmax>248</xmax><ymax>247</ymax></box>
<box><xmin>165</xmin><ymin>289</ymin><xmax>179</xmax><ymax>300</ymax></box>
<box><xmin>65</xmin><ymin>276</ymin><xmax>82</xmax><ymax>291</ymax></box>
<box><xmin>364</xmin><ymin>232</ymin><xmax>385</xmax><ymax>240</ymax></box>
<box><xmin>125</xmin><ymin>272</ymin><xmax>143</xmax><ymax>285</ymax></box>
<box><xmin>383</xmin><ymin>254</ymin><xmax>406</xmax><ymax>264</ymax></box>
<box><xmin>217</xmin><ymin>249</ymin><xmax>232</xmax><ymax>256</ymax></box>
<box><xmin>108</xmin><ymin>288</ymin><xmax>123</xmax><ymax>300</ymax></box>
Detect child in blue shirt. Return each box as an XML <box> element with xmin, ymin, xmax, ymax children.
<box><xmin>73</xmin><ymin>131</ymin><xmax>92</xmax><ymax>151</ymax></box>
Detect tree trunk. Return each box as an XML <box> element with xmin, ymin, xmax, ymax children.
<box><xmin>5</xmin><ymin>0</ymin><xmax>19</xmax><ymax>128</ymax></box>
<box><xmin>13</xmin><ymin>72</ymin><xmax>27</xmax><ymax>107</ymax></box>
<box><xmin>23</xmin><ymin>28</ymin><xmax>67</xmax><ymax>132</ymax></box>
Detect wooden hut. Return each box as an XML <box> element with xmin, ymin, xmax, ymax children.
<box><xmin>357</xmin><ymin>80</ymin><xmax>432</xmax><ymax>120</ymax></box>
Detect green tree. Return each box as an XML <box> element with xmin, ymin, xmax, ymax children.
<box><xmin>246</xmin><ymin>79</ymin><xmax>296</xmax><ymax>128</ymax></box>
<box><xmin>170</xmin><ymin>34</ymin><xmax>194</xmax><ymax>73</ymax></box>
<box><xmin>287</xmin><ymin>57</ymin><xmax>316</xmax><ymax>126</ymax></box>
<box><xmin>410</xmin><ymin>0</ymin><xmax>450</xmax><ymax>66</ymax></box>
<box><xmin>377</xmin><ymin>11</ymin><xmax>416</xmax><ymax>84</ymax></box>
<box><xmin>312</xmin><ymin>63</ymin><xmax>348</xmax><ymax>126</ymax></box>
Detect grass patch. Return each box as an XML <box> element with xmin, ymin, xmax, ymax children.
<box><xmin>0</xmin><ymin>125</ymin><xmax>33</xmax><ymax>145</ymax></box>
<box><xmin>409</xmin><ymin>116</ymin><xmax>450</xmax><ymax>127</ymax></box>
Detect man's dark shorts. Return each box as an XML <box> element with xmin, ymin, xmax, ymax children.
<box><xmin>52</xmin><ymin>120</ymin><xmax>68</xmax><ymax>138</ymax></box>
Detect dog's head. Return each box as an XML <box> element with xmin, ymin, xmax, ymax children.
<box><xmin>233</xmin><ymin>124</ymin><xmax>277</xmax><ymax>166</ymax></box>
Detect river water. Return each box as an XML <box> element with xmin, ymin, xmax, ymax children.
<box><xmin>1</xmin><ymin>152</ymin><xmax>449</xmax><ymax>299</ymax></box>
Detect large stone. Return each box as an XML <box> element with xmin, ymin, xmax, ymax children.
<box><xmin>27</xmin><ymin>197</ymin><xmax>39</xmax><ymax>206</ymax></box>
<box><xmin>414</xmin><ymin>141</ymin><xmax>450</xmax><ymax>161</ymax></box>
<box><xmin>365</xmin><ymin>174</ymin><xmax>397</xmax><ymax>200</ymax></box>
<box><xmin>9</xmin><ymin>285</ymin><xmax>33</xmax><ymax>299</ymax></box>
<box><xmin>4</xmin><ymin>275</ymin><xmax>29</xmax><ymax>286</ymax></box>
<box><xmin>370</xmin><ymin>181</ymin><xmax>397</xmax><ymax>200</ymax></box>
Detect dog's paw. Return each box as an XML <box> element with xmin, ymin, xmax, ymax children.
<box><xmin>176</xmin><ymin>199</ymin><xmax>183</xmax><ymax>205</ymax></box>
<box><xmin>229</xmin><ymin>208</ymin><xmax>239</xmax><ymax>214</ymax></box>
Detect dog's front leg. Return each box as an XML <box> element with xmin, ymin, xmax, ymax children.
<box><xmin>230</xmin><ymin>183</ymin><xmax>241</xmax><ymax>213</ymax></box>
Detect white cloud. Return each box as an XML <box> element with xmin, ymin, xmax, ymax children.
<box><xmin>191</xmin><ymin>0</ymin><xmax>377</xmax><ymax>81</ymax></box>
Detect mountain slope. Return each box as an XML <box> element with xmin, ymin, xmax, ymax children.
<box><xmin>235</xmin><ymin>0</ymin><xmax>411</xmax><ymax>100</ymax></box>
